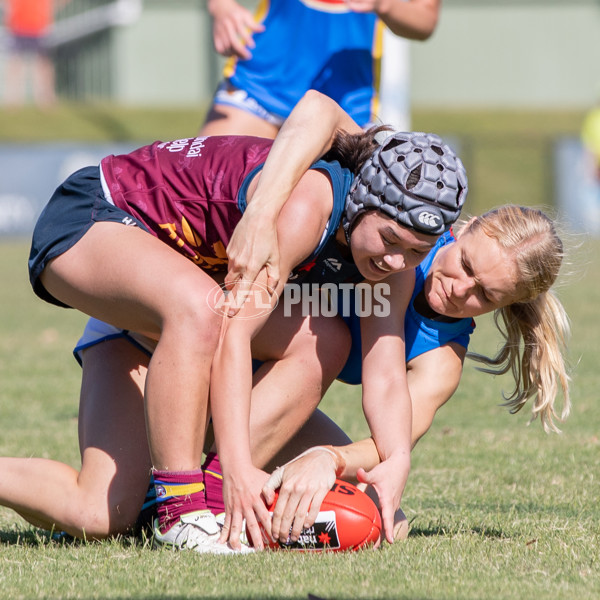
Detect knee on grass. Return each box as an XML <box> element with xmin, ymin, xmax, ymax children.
<box><xmin>61</xmin><ymin>501</ymin><xmax>142</xmax><ymax>540</ymax></box>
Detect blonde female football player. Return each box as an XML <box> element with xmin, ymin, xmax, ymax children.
<box><xmin>254</xmin><ymin>204</ymin><xmax>571</xmax><ymax>543</ymax></box>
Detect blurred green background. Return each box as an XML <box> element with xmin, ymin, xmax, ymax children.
<box><xmin>2</xmin><ymin>1</ymin><xmax>599</xmax><ymax>218</ymax></box>
<box><xmin>0</xmin><ymin>103</ymin><xmax>586</xmax><ymax>218</ymax></box>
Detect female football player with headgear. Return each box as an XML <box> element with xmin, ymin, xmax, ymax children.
<box><xmin>17</xmin><ymin>89</ymin><xmax>467</xmax><ymax>552</ymax></box>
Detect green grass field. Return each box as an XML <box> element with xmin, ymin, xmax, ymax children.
<box><xmin>0</xmin><ymin>105</ymin><xmax>598</xmax><ymax>599</ymax></box>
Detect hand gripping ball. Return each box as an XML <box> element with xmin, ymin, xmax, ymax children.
<box><xmin>261</xmin><ymin>479</ymin><xmax>382</xmax><ymax>552</ymax></box>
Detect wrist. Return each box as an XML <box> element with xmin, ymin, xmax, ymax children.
<box><xmin>208</xmin><ymin>0</ymin><xmax>234</xmax><ymax>17</ymax></box>
<box><xmin>374</xmin><ymin>0</ymin><xmax>393</xmax><ymax>19</ymax></box>
<box><xmin>245</xmin><ymin>196</ymin><xmax>282</xmax><ymax>220</ymax></box>
<box><xmin>218</xmin><ymin>447</ymin><xmax>253</xmax><ymax>474</ymax></box>
<box><xmin>321</xmin><ymin>445</ymin><xmax>346</xmax><ymax>477</ymax></box>
<box><xmin>285</xmin><ymin>445</ymin><xmax>346</xmax><ymax>477</ymax></box>
<box><xmin>207</xmin><ymin>0</ymin><xmax>219</xmax><ymax>17</ymax></box>
<box><xmin>373</xmin><ymin>440</ymin><xmax>410</xmax><ymax>464</ymax></box>
<box><xmin>386</xmin><ymin>450</ymin><xmax>411</xmax><ymax>472</ymax></box>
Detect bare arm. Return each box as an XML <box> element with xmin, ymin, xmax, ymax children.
<box><xmin>356</xmin><ymin>272</ymin><xmax>414</xmax><ymax>543</ymax></box>
<box><xmin>263</xmin><ymin>341</ymin><xmax>466</xmax><ymax>540</ymax></box>
<box><xmin>407</xmin><ymin>341</ymin><xmax>465</xmax><ymax>444</ymax></box>
<box><xmin>339</xmin><ymin>342</ymin><xmax>466</xmax><ymax>475</ymax></box>
<box><xmin>211</xmin><ymin>171</ymin><xmax>333</xmax><ymax>550</ymax></box>
<box><xmin>335</xmin><ymin>342</ymin><xmax>466</xmax><ymax>478</ymax></box>
<box><xmin>225</xmin><ymin>90</ymin><xmax>362</xmax><ymax>300</ymax></box>
<box><xmin>346</xmin><ymin>0</ymin><xmax>441</xmax><ymax>40</ymax></box>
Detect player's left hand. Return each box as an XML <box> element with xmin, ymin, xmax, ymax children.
<box><xmin>356</xmin><ymin>453</ymin><xmax>409</xmax><ymax>544</ymax></box>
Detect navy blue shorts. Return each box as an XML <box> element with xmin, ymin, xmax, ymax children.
<box><xmin>28</xmin><ymin>166</ymin><xmax>147</xmax><ymax>308</ymax></box>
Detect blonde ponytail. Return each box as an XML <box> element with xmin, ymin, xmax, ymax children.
<box><xmin>468</xmin><ymin>291</ymin><xmax>570</xmax><ymax>432</ymax></box>
<box><xmin>462</xmin><ymin>206</ymin><xmax>571</xmax><ymax>432</ymax></box>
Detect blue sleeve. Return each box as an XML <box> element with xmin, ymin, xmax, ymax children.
<box><xmin>336</xmin><ymin>297</ymin><xmax>475</xmax><ymax>386</ymax></box>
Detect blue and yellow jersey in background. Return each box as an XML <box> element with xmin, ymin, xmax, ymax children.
<box><xmin>224</xmin><ymin>0</ymin><xmax>384</xmax><ymax>127</ymax></box>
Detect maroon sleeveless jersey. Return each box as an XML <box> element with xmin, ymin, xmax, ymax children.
<box><xmin>100</xmin><ymin>136</ymin><xmax>272</xmax><ymax>273</ymax></box>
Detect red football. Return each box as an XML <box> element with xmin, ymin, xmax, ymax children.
<box><xmin>261</xmin><ymin>479</ymin><xmax>382</xmax><ymax>552</ymax></box>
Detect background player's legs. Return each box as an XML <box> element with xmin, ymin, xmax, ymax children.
<box><xmin>31</xmin><ymin>53</ymin><xmax>56</xmax><ymax>107</ymax></box>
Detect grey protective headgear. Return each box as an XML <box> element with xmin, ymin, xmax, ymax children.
<box><xmin>344</xmin><ymin>131</ymin><xmax>468</xmax><ymax>238</ymax></box>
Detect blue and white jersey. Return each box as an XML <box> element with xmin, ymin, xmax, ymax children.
<box><xmin>337</xmin><ymin>231</ymin><xmax>476</xmax><ymax>385</ymax></box>
<box><xmin>224</xmin><ymin>0</ymin><xmax>383</xmax><ymax>127</ymax></box>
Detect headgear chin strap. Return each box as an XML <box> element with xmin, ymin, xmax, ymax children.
<box><xmin>344</xmin><ymin>131</ymin><xmax>468</xmax><ymax>240</ymax></box>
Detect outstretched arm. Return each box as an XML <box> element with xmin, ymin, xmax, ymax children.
<box><xmin>356</xmin><ymin>273</ymin><xmax>415</xmax><ymax>543</ymax></box>
<box><xmin>263</xmin><ymin>342</ymin><xmax>466</xmax><ymax>543</ymax></box>
<box><xmin>225</xmin><ymin>90</ymin><xmax>362</xmax><ymax>305</ymax></box>
<box><xmin>347</xmin><ymin>0</ymin><xmax>441</xmax><ymax>40</ymax></box>
<box><xmin>212</xmin><ymin>171</ymin><xmax>334</xmax><ymax>550</ymax></box>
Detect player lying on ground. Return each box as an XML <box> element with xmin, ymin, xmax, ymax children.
<box><xmin>1</xmin><ymin>91</ymin><xmax>467</xmax><ymax>550</ymax></box>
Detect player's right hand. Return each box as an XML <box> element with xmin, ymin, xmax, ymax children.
<box><xmin>224</xmin><ymin>207</ymin><xmax>280</xmax><ymax>315</ymax></box>
<box><xmin>220</xmin><ymin>465</ymin><xmax>271</xmax><ymax>550</ymax></box>
<box><xmin>356</xmin><ymin>453</ymin><xmax>409</xmax><ymax>544</ymax></box>
<box><xmin>208</xmin><ymin>0</ymin><xmax>265</xmax><ymax>60</ymax></box>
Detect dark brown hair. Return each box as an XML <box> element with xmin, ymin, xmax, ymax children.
<box><xmin>322</xmin><ymin>125</ymin><xmax>392</xmax><ymax>174</ymax></box>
